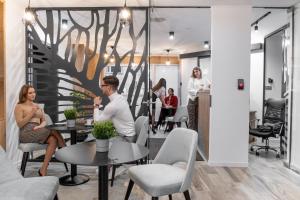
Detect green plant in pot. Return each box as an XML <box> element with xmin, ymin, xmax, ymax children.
<box><xmin>92</xmin><ymin>121</ymin><xmax>117</xmax><ymax>152</ymax></box>
<box><xmin>64</xmin><ymin>108</ymin><xmax>77</xmax><ymax>127</ymax></box>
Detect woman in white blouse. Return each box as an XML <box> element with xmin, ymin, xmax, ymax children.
<box><xmin>151</xmin><ymin>78</ymin><xmax>166</xmax><ymax>133</ymax></box>
<box><xmin>187</xmin><ymin>67</ymin><xmax>210</xmax><ymax>131</ymax></box>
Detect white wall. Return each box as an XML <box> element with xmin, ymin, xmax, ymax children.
<box><xmin>5</xmin><ymin>1</ymin><xmax>27</xmax><ymax>164</ymax></box>
<box><xmin>291</xmin><ymin>3</ymin><xmax>300</xmax><ymax>171</ymax></box>
<box><xmin>199</xmin><ymin>57</ymin><xmax>212</xmax><ymax>82</ymax></box>
<box><xmin>250</xmin><ymin>52</ymin><xmax>264</xmax><ymax>121</ymax></box>
<box><xmin>209</xmin><ymin>4</ymin><xmax>251</xmax><ymax>167</ymax></box>
<box><xmin>180</xmin><ymin>58</ymin><xmax>197</xmax><ymax>105</ymax></box>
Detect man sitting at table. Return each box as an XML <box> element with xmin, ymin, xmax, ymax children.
<box><xmin>93</xmin><ymin>75</ymin><xmax>136</xmax><ymax>142</ymax></box>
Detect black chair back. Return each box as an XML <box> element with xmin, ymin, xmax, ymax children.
<box><xmin>264</xmin><ymin>98</ymin><xmax>285</xmax><ymax>123</ymax></box>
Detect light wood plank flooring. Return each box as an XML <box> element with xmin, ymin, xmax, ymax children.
<box><xmin>24</xmin><ymin>153</ymin><xmax>300</xmax><ymax>200</ymax></box>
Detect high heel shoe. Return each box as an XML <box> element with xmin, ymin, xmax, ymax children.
<box><xmin>152</xmin><ymin>127</ymin><xmax>157</xmax><ymax>134</ymax></box>
<box><xmin>38</xmin><ymin>169</ymin><xmax>43</xmax><ymax>176</ymax></box>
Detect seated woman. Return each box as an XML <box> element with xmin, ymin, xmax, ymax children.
<box><xmin>157</xmin><ymin>88</ymin><xmax>178</xmax><ymax>131</ymax></box>
<box><xmin>14</xmin><ymin>84</ymin><xmax>66</xmax><ymax>176</ymax></box>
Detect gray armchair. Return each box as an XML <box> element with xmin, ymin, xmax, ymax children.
<box><xmin>111</xmin><ymin>116</ymin><xmax>149</xmax><ymax>187</ymax></box>
<box><xmin>0</xmin><ymin>147</ymin><xmax>59</xmax><ymax>200</ymax></box>
<box><xmin>164</xmin><ymin>106</ymin><xmax>189</xmax><ymax>133</ymax></box>
<box><xmin>124</xmin><ymin>127</ymin><xmax>198</xmax><ymax>200</ymax></box>
<box><xmin>18</xmin><ymin>113</ymin><xmax>68</xmax><ymax>176</ymax></box>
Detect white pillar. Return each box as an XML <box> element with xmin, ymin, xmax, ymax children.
<box><xmin>209</xmin><ymin>2</ymin><xmax>251</xmax><ymax>166</ymax></box>
<box><xmin>290</xmin><ymin>3</ymin><xmax>300</xmax><ymax>171</ymax></box>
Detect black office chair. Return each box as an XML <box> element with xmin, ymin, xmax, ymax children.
<box><xmin>249</xmin><ymin>98</ymin><xmax>285</xmax><ymax>158</ymax></box>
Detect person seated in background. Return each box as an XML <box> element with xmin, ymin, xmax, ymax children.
<box><xmin>93</xmin><ymin>75</ymin><xmax>136</xmax><ymax>142</ymax></box>
<box><xmin>156</xmin><ymin>88</ymin><xmax>178</xmax><ymax>131</ymax></box>
<box><xmin>14</xmin><ymin>84</ymin><xmax>66</xmax><ymax>176</ymax></box>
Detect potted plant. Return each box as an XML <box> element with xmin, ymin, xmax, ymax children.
<box><xmin>70</xmin><ymin>91</ymin><xmax>87</xmax><ymax>125</ymax></box>
<box><xmin>92</xmin><ymin>121</ymin><xmax>116</xmax><ymax>152</ymax></box>
<box><xmin>64</xmin><ymin>108</ymin><xmax>77</xmax><ymax>127</ymax></box>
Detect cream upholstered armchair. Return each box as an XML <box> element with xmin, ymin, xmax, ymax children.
<box><xmin>0</xmin><ymin>147</ymin><xmax>59</xmax><ymax>200</ymax></box>
<box><xmin>111</xmin><ymin>115</ymin><xmax>149</xmax><ymax>187</ymax></box>
<box><xmin>18</xmin><ymin>113</ymin><xmax>68</xmax><ymax>176</ymax></box>
<box><xmin>124</xmin><ymin>127</ymin><xmax>198</xmax><ymax>200</ymax></box>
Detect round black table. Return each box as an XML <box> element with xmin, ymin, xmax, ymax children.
<box><xmin>55</xmin><ymin>140</ymin><xmax>149</xmax><ymax>200</ymax></box>
<box><xmin>48</xmin><ymin>124</ymin><xmax>92</xmax><ymax>186</ymax></box>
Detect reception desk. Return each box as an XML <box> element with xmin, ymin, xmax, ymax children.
<box><xmin>197</xmin><ymin>90</ymin><xmax>210</xmax><ymax>160</ymax></box>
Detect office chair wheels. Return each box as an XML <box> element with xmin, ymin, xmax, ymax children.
<box><xmin>276</xmin><ymin>153</ymin><xmax>280</xmax><ymax>158</ymax></box>
<box><xmin>255</xmin><ymin>152</ymin><xmax>259</xmax><ymax>156</ymax></box>
<box><xmin>250</xmin><ymin>146</ymin><xmax>254</xmax><ymax>152</ymax></box>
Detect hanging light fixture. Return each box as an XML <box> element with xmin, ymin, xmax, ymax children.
<box><xmin>165</xmin><ymin>49</ymin><xmax>171</xmax><ymax>65</ymax></box>
<box><xmin>169</xmin><ymin>31</ymin><xmax>175</xmax><ymax>40</ymax></box>
<box><xmin>204</xmin><ymin>41</ymin><xmax>209</xmax><ymax>49</ymax></box>
<box><xmin>109</xmin><ymin>45</ymin><xmax>115</xmax><ymax>63</ymax></box>
<box><xmin>254</xmin><ymin>23</ymin><xmax>258</xmax><ymax>32</ymax></box>
<box><xmin>120</xmin><ymin>0</ymin><xmax>130</xmax><ymax>27</ymax></box>
<box><xmin>62</xmin><ymin>19</ymin><xmax>68</xmax><ymax>30</ymax></box>
<box><xmin>23</xmin><ymin>0</ymin><xmax>36</xmax><ymax>24</ymax></box>
<box><xmin>103</xmin><ymin>51</ymin><xmax>109</xmax><ymax>59</ymax></box>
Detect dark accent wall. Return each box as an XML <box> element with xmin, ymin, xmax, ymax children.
<box><xmin>26</xmin><ymin>8</ymin><xmax>149</xmax><ymax>121</ymax></box>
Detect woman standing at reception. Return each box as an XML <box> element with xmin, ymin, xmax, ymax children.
<box><xmin>187</xmin><ymin>67</ymin><xmax>210</xmax><ymax>131</ymax></box>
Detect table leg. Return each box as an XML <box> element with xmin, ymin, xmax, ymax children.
<box><xmin>59</xmin><ymin>130</ymin><xmax>90</xmax><ymax>186</ymax></box>
<box><xmin>98</xmin><ymin>166</ymin><xmax>108</xmax><ymax>200</ymax></box>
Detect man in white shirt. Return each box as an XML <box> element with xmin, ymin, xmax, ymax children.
<box><xmin>93</xmin><ymin>76</ymin><xmax>136</xmax><ymax>142</ymax></box>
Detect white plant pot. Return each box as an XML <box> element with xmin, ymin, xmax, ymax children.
<box><xmin>96</xmin><ymin>139</ymin><xmax>109</xmax><ymax>152</ymax></box>
<box><xmin>66</xmin><ymin>119</ymin><xmax>76</xmax><ymax>127</ymax></box>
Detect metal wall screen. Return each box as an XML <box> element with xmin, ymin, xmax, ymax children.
<box><xmin>26</xmin><ymin>8</ymin><xmax>149</xmax><ymax>121</ymax></box>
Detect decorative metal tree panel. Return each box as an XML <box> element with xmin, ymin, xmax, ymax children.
<box><xmin>26</xmin><ymin>8</ymin><xmax>149</xmax><ymax>121</ymax></box>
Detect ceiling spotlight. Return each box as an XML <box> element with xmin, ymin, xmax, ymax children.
<box><xmin>62</xmin><ymin>19</ymin><xmax>68</xmax><ymax>29</ymax></box>
<box><xmin>169</xmin><ymin>31</ymin><xmax>174</xmax><ymax>40</ymax></box>
<box><xmin>204</xmin><ymin>41</ymin><xmax>209</xmax><ymax>49</ymax></box>
<box><xmin>254</xmin><ymin>24</ymin><xmax>258</xmax><ymax>32</ymax></box>
<box><xmin>23</xmin><ymin>0</ymin><xmax>36</xmax><ymax>24</ymax></box>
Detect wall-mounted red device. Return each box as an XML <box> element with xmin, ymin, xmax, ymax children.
<box><xmin>238</xmin><ymin>79</ymin><xmax>244</xmax><ymax>90</ymax></box>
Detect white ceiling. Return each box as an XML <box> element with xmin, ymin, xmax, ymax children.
<box><xmin>30</xmin><ymin>0</ymin><xmax>294</xmax><ymax>55</ymax></box>
<box><xmin>28</xmin><ymin>0</ymin><xmax>300</xmax><ymax>7</ymax></box>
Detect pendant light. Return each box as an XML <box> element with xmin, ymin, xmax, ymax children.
<box><xmin>165</xmin><ymin>49</ymin><xmax>171</xmax><ymax>65</ymax></box>
<box><xmin>23</xmin><ymin>0</ymin><xmax>36</xmax><ymax>24</ymax></box>
<box><xmin>120</xmin><ymin>0</ymin><xmax>130</xmax><ymax>27</ymax></box>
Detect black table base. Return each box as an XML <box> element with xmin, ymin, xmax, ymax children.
<box><xmin>59</xmin><ymin>174</ymin><xmax>90</xmax><ymax>186</ymax></box>
<box><xmin>99</xmin><ymin>166</ymin><xmax>108</xmax><ymax>200</ymax></box>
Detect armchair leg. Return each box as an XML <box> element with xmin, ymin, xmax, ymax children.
<box><xmin>54</xmin><ymin>194</ymin><xmax>58</xmax><ymax>200</ymax></box>
<box><xmin>185</xmin><ymin>121</ymin><xmax>188</xmax><ymax>128</ymax></box>
<box><xmin>152</xmin><ymin>197</ymin><xmax>159</xmax><ymax>200</ymax></box>
<box><xmin>111</xmin><ymin>165</ymin><xmax>117</xmax><ymax>187</ymax></box>
<box><xmin>63</xmin><ymin>163</ymin><xmax>69</xmax><ymax>172</ymax></box>
<box><xmin>124</xmin><ymin>179</ymin><xmax>134</xmax><ymax>200</ymax></box>
<box><xmin>20</xmin><ymin>152</ymin><xmax>29</xmax><ymax>176</ymax></box>
<box><xmin>183</xmin><ymin>190</ymin><xmax>191</xmax><ymax>200</ymax></box>
<box><xmin>168</xmin><ymin>194</ymin><xmax>172</xmax><ymax>200</ymax></box>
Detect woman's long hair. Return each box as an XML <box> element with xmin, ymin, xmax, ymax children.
<box><xmin>152</xmin><ymin>78</ymin><xmax>166</xmax><ymax>92</ymax></box>
<box><xmin>191</xmin><ymin>66</ymin><xmax>202</xmax><ymax>79</ymax></box>
<box><xmin>18</xmin><ymin>84</ymin><xmax>34</xmax><ymax>104</ymax></box>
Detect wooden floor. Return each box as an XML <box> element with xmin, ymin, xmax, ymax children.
<box><xmin>188</xmin><ymin>154</ymin><xmax>300</xmax><ymax>200</ymax></box>
<box><xmin>25</xmin><ymin>152</ymin><xmax>300</xmax><ymax>200</ymax></box>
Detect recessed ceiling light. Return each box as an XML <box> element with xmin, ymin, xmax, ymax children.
<box><xmin>169</xmin><ymin>31</ymin><xmax>174</xmax><ymax>40</ymax></box>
